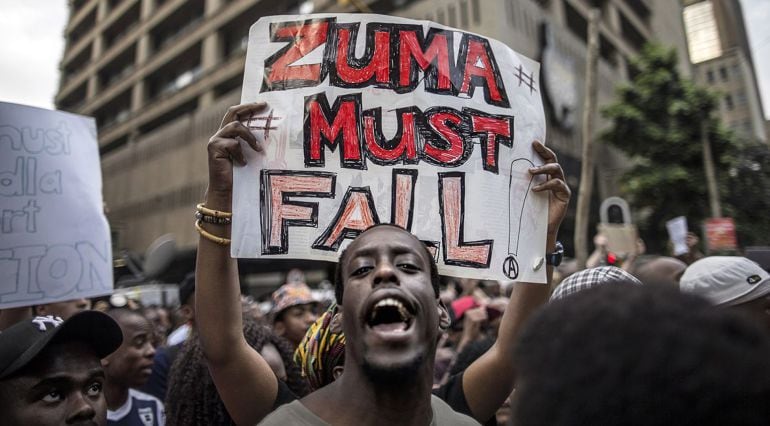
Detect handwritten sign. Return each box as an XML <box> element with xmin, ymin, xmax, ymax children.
<box><xmin>233</xmin><ymin>14</ymin><xmax>549</xmax><ymax>283</ymax></box>
<box><xmin>0</xmin><ymin>102</ymin><xmax>112</xmax><ymax>308</ymax></box>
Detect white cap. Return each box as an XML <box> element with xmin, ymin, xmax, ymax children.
<box><xmin>679</xmin><ymin>256</ymin><xmax>770</xmax><ymax>306</ymax></box>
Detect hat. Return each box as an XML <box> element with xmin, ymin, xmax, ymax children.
<box><xmin>178</xmin><ymin>272</ymin><xmax>196</xmax><ymax>306</ymax></box>
<box><xmin>270</xmin><ymin>282</ymin><xmax>316</xmax><ymax>317</ymax></box>
<box><xmin>679</xmin><ymin>256</ymin><xmax>770</xmax><ymax>306</ymax></box>
<box><xmin>0</xmin><ymin>310</ymin><xmax>123</xmax><ymax>379</ymax></box>
<box><xmin>550</xmin><ymin>266</ymin><xmax>642</xmax><ymax>301</ymax></box>
<box><xmin>450</xmin><ymin>296</ymin><xmax>480</xmax><ymax>322</ymax></box>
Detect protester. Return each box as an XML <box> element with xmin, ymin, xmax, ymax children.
<box><xmin>195</xmin><ymin>102</ymin><xmax>570</xmax><ymax>424</ymax></box>
<box><xmin>512</xmin><ymin>284</ymin><xmax>770</xmax><ymax>425</ymax></box>
<box><xmin>167</xmin><ymin>273</ymin><xmax>196</xmax><ymax>346</ymax></box>
<box><xmin>549</xmin><ymin>265</ymin><xmax>642</xmax><ymax>301</ymax></box>
<box><xmin>679</xmin><ymin>256</ymin><xmax>770</xmax><ymax>331</ymax></box>
<box><xmin>629</xmin><ymin>255</ymin><xmax>687</xmax><ymax>286</ymax></box>
<box><xmin>165</xmin><ymin>314</ymin><xmax>307</xmax><ymax>424</ymax></box>
<box><xmin>103</xmin><ymin>308</ymin><xmax>164</xmax><ymax>425</ymax></box>
<box><xmin>140</xmin><ymin>275</ymin><xmax>195</xmax><ymax>399</ymax></box>
<box><xmin>33</xmin><ymin>297</ymin><xmax>92</xmax><ymax>320</ymax></box>
<box><xmin>143</xmin><ymin>305</ymin><xmax>172</xmax><ymax>346</ymax></box>
<box><xmin>0</xmin><ymin>311</ymin><xmax>123</xmax><ymax>426</ymax></box>
<box><xmin>270</xmin><ymin>281</ymin><xmax>319</xmax><ymax>348</ymax></box>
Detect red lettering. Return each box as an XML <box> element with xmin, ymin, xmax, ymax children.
<box><xmin>424</xmin><ymin>111</ymin><xmax>465</xmax><ymax>165</ymax></box>
<box><xmin>470</xmin><ymin>113</ymin><xmax>513</xmax><ymax>172</ymax></box>
<box><xmin>364</xmin><ymin>111</ymin><xmax>418</xmax><ymax>163</ymax></box>
<box><xmin>439</xmin><ymin>173</ymin><xmax>492</xmax><ymax>267</ymax></box>
<box><xmin>391</xmin><ymin>170</ymin><xmax>417</xmax><ymax>230</ymax></box>
<box><xmin>313</xmin><ymin>188</ymin><xmax>380</xmax><ymax>250</ymax></box>
<box><xmin>335</xmin><ymin>28</ymin><xmax>390</xmax><ymax>84</ymax></box>
<box><xmin>261</xmin><ymin>171</ymin><xmax>336</xmax><ymax>254</ymax></box>
<box><xmin>305</xmin><ymin>94</ymin><xmax>362</xmax><ymax>168</ymax></box>
<box><xmin>459</xmin><ymin>38</ymin><xmax>504</xmax><ymax>103</ymax></box>
<box><xmin>398</xmin><ymin>31</ymin><xmax>452</xmax><ymax>90</ymax></box>
<box><xmin>264</xmin><ymin>20</ymin><xmax>330</xmax><ymax>90</ymax></box>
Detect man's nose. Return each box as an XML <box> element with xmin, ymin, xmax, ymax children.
<box><xmin>372</xmin><ymin>261</ymin><xmax>399</xmax><ymax>287</ymax></box>
<box><xmin>67</xmin><ymin>391</ymin><xmax>96</xmax><ymax>424</ymax></box>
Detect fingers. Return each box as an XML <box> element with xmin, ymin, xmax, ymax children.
<box><xmin>532</xmin><ymin>177</ymin><xmax>571</xmax><ymax>201</ymax></box>
<box><xmin>208</xmin><ymin>136</ymin><xmax>247</xmax><ymax>166</ymax></box>
<box><xmin>216</xmin><ymin>121</ymin><xmax>261</xmax><ymax>152</ymax></box>
<box><xmin>219</xmin><ymin>102</ymin><xmax>268</xmax><ymax>129</ymax></box>
<box><xmin>532</xmin><ymin>140</ymin><xmax>557</xmax><ymax>163</ymax></box>
<box><xmin>528</xmin><ymin>163</ymin><xmax>564</xmax><ymax>179</ymax></box>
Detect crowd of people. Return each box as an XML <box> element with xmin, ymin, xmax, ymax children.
<box><xmin>1</xmin><ymin>102</ymin><xmax>769</xmax><ymax>425</ymax></box>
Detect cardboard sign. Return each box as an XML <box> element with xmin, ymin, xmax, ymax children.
<box><xmin>705</xmin><ymin>217</ymin><xmax>738</xmax><ymax>252</ymax></box>
<box><xmin>0</xmin><ymin>102</ymin><xmax>112</xmax><ymax>308</ymax></box>
<box><xmin>597</xmin><ymin>223</ymin><xmax>639</xmax><ymax>256</ymax></box>
<box><xmin>233</xmin><ymin>14</ymin><xmax>549</xmax><ymax>282</ymax></box>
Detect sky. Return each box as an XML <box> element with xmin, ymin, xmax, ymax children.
<box><xmin>0</xmin><ymin>0</ymin><xmax>768</xmax><ymax>119</ymax></box>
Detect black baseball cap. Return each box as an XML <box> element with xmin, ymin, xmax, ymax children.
<box><xmin>0</xmin><ymin>310</ymin><xmax>123</xmax><ymax>379</ymax></box>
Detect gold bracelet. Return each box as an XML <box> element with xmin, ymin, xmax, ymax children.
<box><xmin>195</xmin><ymin>219</ymin><xmax>231</xmax><ymax>245</ymax></box>
<box><xmin>196</xmin><ymin>203</ymin><xmax>233</xmax><ymax>219</ymax></box>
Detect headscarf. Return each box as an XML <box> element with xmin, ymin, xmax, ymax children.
<box><xmin>294</xmin><ymin>303</ymin><xmax>346</xmax><ymax>391</ymax></box>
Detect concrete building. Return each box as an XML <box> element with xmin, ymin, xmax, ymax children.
<box><xmin>56</xmin><ymin>0</ymin><xmax>692</xmax><ymax>266</ymax></box>
<box><xmin>683</xmin><ymin>0</ymin><xmax>767</xmax><ymax>142</ymax></box>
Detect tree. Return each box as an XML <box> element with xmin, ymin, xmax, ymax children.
<box><xmin>600</xmin><ymin>44</ymin><xmax>737</xmax><ymax>253</ymax></box>
<box><xmin>723</xmin><ymin>140</ymin><xmax>770</xmax><ymax>247</ymax></box>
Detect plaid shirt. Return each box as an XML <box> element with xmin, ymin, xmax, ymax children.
<box><xmin>550</xmin><ymin>266</ymin><xmax>642</xmax><ymax>301</ymax></box>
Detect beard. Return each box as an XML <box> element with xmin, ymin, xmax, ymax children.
<box><xmin>361</xmin><ymin>353</ymin><xmax>425</xmax><ymax>387</ymax></box>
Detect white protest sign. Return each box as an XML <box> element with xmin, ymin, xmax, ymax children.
<box><xmin>666</xmin><ymin>216</ymin><xmax>688</xmax><ymax>256</ymax></box>
<box><xmin>233</xmin><ymin>14</ymin><xmax>549</xmax><ymax>283</ymax></box>
<box><xmin>0</xmin><ymin>102</ymin><xmax>112</xmax><ymax>308</ymax></box>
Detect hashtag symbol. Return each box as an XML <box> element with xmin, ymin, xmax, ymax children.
<box><xmin>245</xmin><ymin>109</ymin><xmax>282</xmax><ymax>139</ymax></box>
<box><xmin>515</xmin><ymin>65</ymin><xmax>537</xmax><ymax>94</ymax></box>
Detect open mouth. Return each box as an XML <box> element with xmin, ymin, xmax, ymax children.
<box><xmin>366</xmin><ymin>297</ymin><xmax>415</xmax><ymax>333</ymax></box>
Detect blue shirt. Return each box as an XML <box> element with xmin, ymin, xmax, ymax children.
<box><xmin>107</xmin><ymin>389</ymin><xmax>165</xmax><ymax>426</ymax></box>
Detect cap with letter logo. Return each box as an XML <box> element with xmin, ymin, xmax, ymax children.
<box><xmin>0</xmin><ymin>310</ymin><xmax>123</xmax><ymax>379</ymax></box>
<box><xmin>679</xmin><ymin>256</ymin><xmax>770</xmax><ymax>306</ymax></box>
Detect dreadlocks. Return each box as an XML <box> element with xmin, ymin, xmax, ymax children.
<box><xmin>165</xmin><ymin>314</ymin><xmax>308</xmax><ymax>425</ymax></box>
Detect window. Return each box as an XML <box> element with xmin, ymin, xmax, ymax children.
<box><xmin>719</xmin><ymin>66</ymin><xmax>728</xmax><ymax>81</ymax></box>
<box><xmin>460</xmin><ymin>0</ymin><xmax>469</xmax><ymax>28</ymax></box>
<box><xmin>706</xmin><ymin>69</ymin><xmax>714</xmax><ymax>83</ymax></box>
<box><xmin>472</xmin><ymin>0</ymin><xmax>481</xmax><ymax>25</ymax></box>
<box><xmin>724</xmin><ymin>94</ymin><xmax>734</xmax><ymax>111</ymax></box>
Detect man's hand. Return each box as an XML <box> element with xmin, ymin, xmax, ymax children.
<box><xmin>206</xmin><ymin>103</ymin><xmax>267</xmax><ymax>197</ymax></box>
<box><xmin>529</xmin><ymin>141</ymin><xmax>571</xmax><ymax>242</ymax></box>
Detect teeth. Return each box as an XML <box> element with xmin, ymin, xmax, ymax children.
<box><xmin>373</xmin><ymin>298</ymin><xmax>411</xmax><ymax>321</ymax></box>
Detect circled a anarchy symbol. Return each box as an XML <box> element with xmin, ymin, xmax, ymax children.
<box><xmin>503</xmin><ymin>255</ymin><xmax>519</xmax><ymax>280</ymax></box>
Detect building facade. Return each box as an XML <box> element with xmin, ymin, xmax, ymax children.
<box><xmin>57</xmin><ymin>0</ymin><xmax>691</xmax><ymax>263</ymax></box>
<box><xmin>683</xmin><ymin>0</ymin><xmax>767</xmax><ymax>142</ymax></box>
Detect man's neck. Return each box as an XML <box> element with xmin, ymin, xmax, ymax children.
<box><xmin>104</xmin><ymin>380</ymin><xmax>129</xmax><ymax>411</ymax></box>
<box><xmin>302</xmin><ymin>362</ymin><xmax>435</xmax><ymax>426</ymax></box>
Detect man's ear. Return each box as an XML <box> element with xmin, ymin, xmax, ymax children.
<box><xmin>332</xmin><ymin>365</ymin><xmax>344</xmax><ymax>380</ymax></box>
<box><xmin>437</xmin><ymin>299</ymin><xmax>451</xmax><ymax>331</ymax></box>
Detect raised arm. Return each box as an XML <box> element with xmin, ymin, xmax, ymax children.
<box><xmin>196</xmin><ymin>103</ymin><xmax>279</xmax><ymax>424</ymax></box>
<box><xmin>462</xmin><ymin>141</ymin><xmax>571</xmax><ymax>422</ymax></box>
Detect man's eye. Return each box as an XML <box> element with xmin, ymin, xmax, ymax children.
<box><xmin>398</xmin><ymin>263</ymin><xmax>420</xmax><ymax>271</ymax></box>
<box><xmin>351</xmin><ymin>266</ymin><xmax>373</xmax><ymax>276</ymax></box>
<box><xmin>41</xmin><ymin>390</ymin><xmax>63</xmax><ymax>403</ymax></box>
<box><xmin>87</xmin><ymin>382</ymin><xmax>102</xmax><ymax>397</ymax></box>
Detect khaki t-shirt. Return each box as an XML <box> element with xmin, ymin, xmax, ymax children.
<box><xmin>258</xmin><ymin>395</ymin><xmax>480</xmax><ymax>425</ymax></box>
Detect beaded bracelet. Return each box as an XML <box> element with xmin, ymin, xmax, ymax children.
<box><xmin>196</xmin><ymin>203</ymin><xmax>232</xmax><ymax>218</ymax></box>
<box><xmin>195</xmin><ymin>219</ymin><xmax>231</xmax><ymax>245</ymax></box>
<box><xmin>195</xmin><ymin>210</ymin><xmax>232</xmax><ymax>225</ymax></box>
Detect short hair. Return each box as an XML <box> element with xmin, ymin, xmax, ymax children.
<box><xmin>513</xmin><ymin>284</ymin><xmax>770</xmax><ymax>426</ymax></box>
<box><xmin>333</xmin><ymin>224</ymin><xmax>439</xmax><ymax>305</ymax></box>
